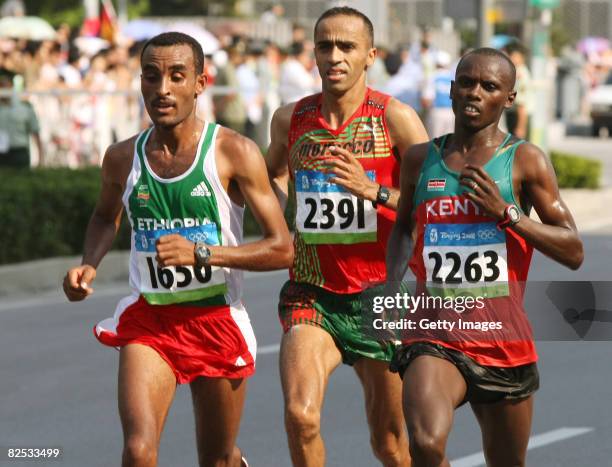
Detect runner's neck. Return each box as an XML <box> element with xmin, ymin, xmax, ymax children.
<box><xmin>320</xmin><ymin>84</ymin><xmax>368</xmax><ymax>131</ymax></box>
<box><xmin>450</xmin><ymin>123</ymin><xmax>508</xmax><ymax>154</ymax></box>
<box><xmin>150</xmin><ymin>115</ymin><xmax>204</xmax><ymax>156</ymax></box>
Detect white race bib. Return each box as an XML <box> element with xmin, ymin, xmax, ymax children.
<box><xmin>423</xmin><ymin>222</ymin><xmax>509</xmax><ymax>299</ymax></box>
<box><xmin>134</xmin><ymin>222</ymin><xmax>227</xmax><ymax>304</ymax></box>
<box><xmin>295</xmin><ymin>170</ymin><xmax>377</xmax><ymax>244</ymax></box>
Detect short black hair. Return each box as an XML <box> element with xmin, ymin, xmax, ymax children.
<box><xmin>288</xmin><ymin>41</ymin><xmax>305</xmax><ymax>57</ymax></box>
<box><xmin>314</xmin><ymin>7</ymin><xmax>374</xmax><ymax>47</ymax></box>
<box><xmin>457</xmin><ymin>47</ymin><xmax>516</xmax><ymax>89</ymax></box>
<box><xmin>141</xmin><ymin>32</ymin><xmax>204</xmax><ymax>74</ymax></box>
<box><xmin>503</xmin><ymin>41</ymin><xmax>528</xmax><ymax>57</ymax></box>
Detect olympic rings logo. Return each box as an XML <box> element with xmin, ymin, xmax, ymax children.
<box><xmin>477</xmin><ymin>229</ymin><xmax>498</xmax><ymax>241</ymax></box>
<box><xmin>189</xmin><ymin>232</ymin><xmax>209</xmax><ymax>243</ymax></box>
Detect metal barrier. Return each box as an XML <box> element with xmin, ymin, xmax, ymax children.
<box><xmin>0</xmin><ymin>86</ymin><xmax>240</xmax><ymax>168</ymax></box>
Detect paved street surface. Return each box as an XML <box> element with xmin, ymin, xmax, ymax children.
<box><xmin>1</xmin><ymin>228</ymin><xmax>611</xmax><ymax>466</ymax></box>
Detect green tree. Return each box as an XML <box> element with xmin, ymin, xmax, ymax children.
<box><xmin>24</xmin><ymin>0</ymin><xmax>83</xmax><ymax>27</ymax></box>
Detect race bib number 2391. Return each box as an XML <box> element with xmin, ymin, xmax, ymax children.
<box><xmin>295</xmin><ymin>170</ymin><xmax>377</xmax><ymax>244</ymax></box>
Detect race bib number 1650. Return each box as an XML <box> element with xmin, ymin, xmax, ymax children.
<box><xmin>134</xmin><ymin>222</ymin><xmax>227</xmax><ymax>304</ymax></box>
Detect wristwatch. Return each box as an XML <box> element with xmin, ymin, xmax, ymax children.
<box><xmin>373</xmin><ymin>185</ymin><xmax>391</xmax><ymax>208</ymax></box>
<box><xmin>194</xmin><ymin>241</ymin><xmax>211</xmax><ymax>266</ymax></box>
<box><xmin>496</xmin><ymin>204</ymin><xmax>521</xmax><ymax>230</ymax></box>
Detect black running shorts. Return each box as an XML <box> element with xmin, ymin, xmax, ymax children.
<box><xmin>390</xmin><ymin>341</ymin><xmax>539</xmax><ymax>404</ymax></box>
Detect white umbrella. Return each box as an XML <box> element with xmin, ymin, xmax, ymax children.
<box><xmin>165</xmin><ymin>22</ymin><xmax>220</xmax><ymax>55</ymax></box>
<box><xmin>0</xmin><ymin>16</ymin><xmax>56</xmax><ymax>41</ymax></box>
<box><xmin>74</xmin><ymin>36</ymin><xmax>110</xmax><ymax>56</ymax></box>
<box><xmin>123</xmin><ymin>19</ymin><xmax>164</xmax><ymax>41</ymax></box>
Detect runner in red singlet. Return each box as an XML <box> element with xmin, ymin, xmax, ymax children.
<box><xmin>267</xmin><ymin>7</ymin><xmax>428</xmax><ymax>467</ymax></box>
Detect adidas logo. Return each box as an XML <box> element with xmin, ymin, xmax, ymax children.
<box><xmin>235</xmin><ymin>356</ymin><xmax>247</xmax><ymax>367</ymax></box>
<box><xmin>191</xmin><ymin>181</ymin><xmax>211</xmax><ymax>197</ymax></box>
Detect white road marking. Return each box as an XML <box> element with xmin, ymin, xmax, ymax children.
<box><xmin>451</xmin><ymin>427</ymin><xmax>594</xmax><ymax>467</ymax></box>
<box><xmin>258</xmin><ymin>343</ymin><xmax>281</xmax><ymax>355</ymax></box>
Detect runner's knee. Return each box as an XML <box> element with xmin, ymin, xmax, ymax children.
<box><xmin>122</xmin><ymin>435</ymin><xmax>157</xmax><ymax>466</ymax></box>
<box><xmin>284</xmin><ymin>400</ymin><xmax>321</xmax><ymax>442</ymax></box>
<box><xmin>370</xmin><ymin>430</ymin><xmax>404</xmax><ymax>465</ymax></box>
<box><xmin>408</xmin><ymin>427</ymin><xmax>446</xmax><ymax>466</ymax></box>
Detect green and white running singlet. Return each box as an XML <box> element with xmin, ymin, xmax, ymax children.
<box><xmin>123</xmin><ymin>122</ymin><xmax>244</xmax><ymax>306</ymax></box>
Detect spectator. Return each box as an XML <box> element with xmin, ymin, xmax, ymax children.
<box><xmin>367</xmin><ymin>45</ymin><xmax>390</xmax><ymax>89</ymax></box>
<box><xmin>503</xmin><ymin>42</ymin><xmax>533</xmax><ymax>139</ymax></box>
<box><xmin>383</xmin><ymin>52</ymin><xmax>424</xmax><ymax>113</ymax></box>
<box><xmin>0</xmin><ymin>69</ymin><xmax>44</xmax><ymax>168</ymax></box>
<box><xmin>260</xmin><ymin>3</ymin><xmax>285</xmax><ymax>23</ymax></box>
<box><xmin>214</xmin><ymin>45</ymin><xmax>247</xmax><ymax>133</ymax></box>
<box><xmin>422</xmin><ymin>50</ymin><xmax>455</xmax><ymax>138</ymax></box>
<box><xmin>292</xmin><ymin>23</ymin><xmax>306</xmax><ymax>43</ymax></box>
<box><xmin>236</xmin><ymin>43</ymin><xmax>263</xmax><ymax>141</ymax></box>
<box><xmin>279</xmin><ymin>40</ymin><xmax>317</xmax><ymax>105</ymax></box>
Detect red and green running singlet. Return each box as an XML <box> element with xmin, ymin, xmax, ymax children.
<box><xmin>408</xmin><ymin>134</ymin><xmax>537</xmax><ymax>367</ymax></box>
<box><xmin>287</xmin><ymin>89</ymin><xmax>398</xmax><ymax>294</ymax></box>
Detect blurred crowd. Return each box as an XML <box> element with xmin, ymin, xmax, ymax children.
<box><xmin>0</xmin><ymin>13</ymin><xmax>611</xmax><ymax>169</ymax></box>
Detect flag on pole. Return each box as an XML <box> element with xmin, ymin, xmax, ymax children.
<box><xmin>99</xmin><ymin>0</ymin><xmax>117</xmax><ymax>43</ymax></box>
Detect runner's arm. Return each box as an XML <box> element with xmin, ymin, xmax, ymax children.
<box><xmin>265</xmin><ymin>103</ymin><xmax>295</xmax><ymax>211</ymax></box>
<box><xmin>63</xmin><ymin>142</ymin><xmax>131</xmax><ymax>300</ymax></box>
<box><xmin>381</xmin><ymin>98</ymin><xmax>429</xmax><ymax>210</ymax></box>
<box><xmin>156</xmin><ymin>133</ymin><xmax>293</xmax><ymax>271</ymax></box>
<box><xmin>510</xmin><ymin>144</ymin><xmax>583</xmax><ymax>269</ymax></box>
<box><xmin>386</xmin><ymin>143</ymin><xmax>428</xmax><ymax>282</ymax></box>
<box><xmin>327</xmin><ymin>99</ymin><xmax>428</xmax><ymax>211</ymax></box>
<box><xmin>460</xmin><ymin>144</ymin><xmax>584</xmax><ymax>270</ymax></box>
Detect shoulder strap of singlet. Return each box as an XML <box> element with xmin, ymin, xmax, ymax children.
<box><xmin>198</xmin><ymin>122</ymin><xmax>218</xmax><ymax>167</ymax></box>
<box><xmin>291</xmin><ymin>93</ymin><xmax>320</xmax><ymax>118</ymax></box>
<box><xmin>431</xmin><ymin>133</ymin><xmax>450</xmax><ymax>159</ymax></box>
<box><xmin>134</xmin><ymin>127</ymin><xmax>152</xmax><ymax>167</ymax></box>
<box><xmin>365</xmin><ymin>88</ymin><xmax>392</xmax><ymax>110</ymax></box>
<box><xmin>288</xmin><ymin>93</ymin><xmax>320</xmax><ymax>150</ymax></box>
<box><xmin>495</xmin><ymin>133</ymin><xmax>525</xmax><ymax>159</ymax></box>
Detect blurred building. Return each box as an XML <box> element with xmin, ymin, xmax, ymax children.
<box><xmin>248</xmin><ymin>0</ymin><xmax>612</xmax><ymax>46</ymax></box>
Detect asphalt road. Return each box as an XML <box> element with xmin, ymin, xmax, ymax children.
<box><xmin>1</xmin><ymin>229</ymin><xmax>612</xmax><ymax>467</ymax></box>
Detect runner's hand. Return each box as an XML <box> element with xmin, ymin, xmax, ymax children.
<box><xmin>326</xmin><ymin>145</ymin><xmax>378</xmax><ymax>201</ymax></box>
<box><xmin>459</xmin><ymin>165</ymin><xmax>507</xmax><ymax>221</ymax></box>
<box><xmin>156</xmin><ymin>234</ymin><xmax>197</xmax><ymax>267</ymax></box>
<box><xmin>63</xmin><ymin>265</ymin><xmax>96</xmax><ymax>301</ymax></box>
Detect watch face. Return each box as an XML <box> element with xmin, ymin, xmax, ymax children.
<box><xmin>508</xmin><ymin>206</ymin><xmax>521</xmax><ymax>223</ymax></box>
<box><xmin>378</xmin><ymin>187</ymin><xmax>390</xmax><ymax>203</ymax></box>
<box><xmin>195</xmin><ymin>242</ymin><xmax>210</xmax><ymax>262</ymax></box>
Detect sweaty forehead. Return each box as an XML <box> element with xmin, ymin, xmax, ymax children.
<box><xmin>315</xmin><ymin>15</ymin><xmax>368</xmax><ymax>43</ymax></box>
<box><xmin>456</xmin><ymin>54</ymin><xmax>514</xmax><ymax>88</ymax></box>
<box><xmin>142</xmin><ymin>44</ymin><xmax>195</xmax><ymax>70</ymax></box>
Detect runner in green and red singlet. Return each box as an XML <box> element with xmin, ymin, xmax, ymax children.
<box><xmin>63</xmin><ymin>32</ymin><xmax>291</xmax><ymax>467</ymax></box>
<box><xmin>267</xmin><ymin>7</ymin><xmax>428</xmax><ymax>467</ymax></box>
<box><xmin>387</xmin><ymin>48</ymin><xmax>584</xmax><ymax>467</ymax></box>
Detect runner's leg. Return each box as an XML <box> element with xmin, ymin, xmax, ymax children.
<box><xmin>471</xmin><ymin>396</ymin><xmax>534</xmax><ymax>467</ymax></box>
<box><xmin>402</xmin><ymin>355</ymin><xmax>467</xmax><ymax>467</ymax></box>
<box><xmin>118</xmin><ymin>343</ymin><xmax>177</xmax><ymax>467</ymax></box>
<box><xmin>190</xmin><ymin>377</ymin><xmax>247</xmax><ymax>467</ymax></box>
<box><xmin>280</xmin><ymin>324</ymin><xmax>343</xmax><ymax>467</ymax></box>
<box><xmin>354</xmin><ymin>358</ymin><xmax>411</xmax><ymax>466</ymax></box>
